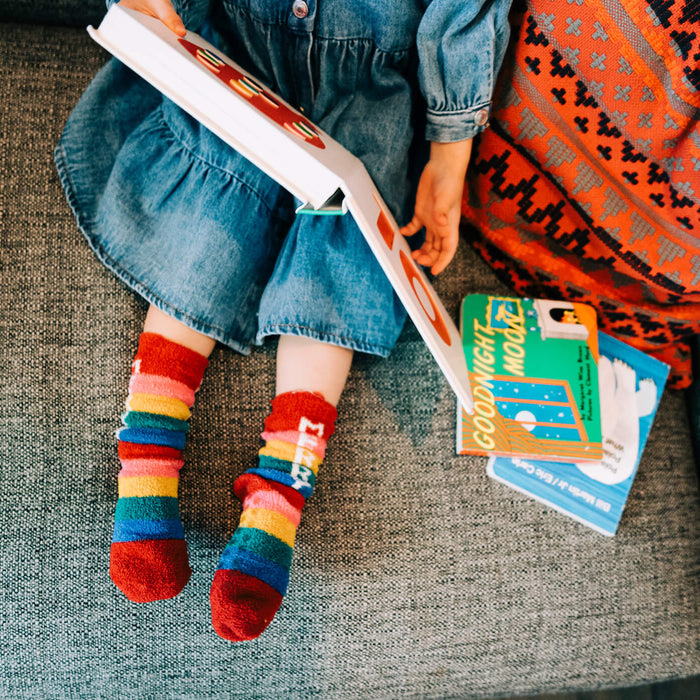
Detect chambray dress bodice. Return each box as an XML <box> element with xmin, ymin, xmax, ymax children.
<box><xmin>108</xmin><ymin>0</ymin><xmax>510</xmax><ymax>131</ymax></box>
<box><xmin>56</xmin><ymin>0</ymin><xmax>511</xmax><ymax>356</ymax></box>
<box><xmin>104</xmin><ymin>0</ymin><xmax>512</xmax><ymax>216</ymax></box>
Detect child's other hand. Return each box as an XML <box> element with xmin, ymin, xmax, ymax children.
<box><xmin>118</xmin><ymin>0</ymin><xmax>186</xmax><ymax>36</ymax></box>
<box><xmin>400</xmin><ymin>139</ymin><xmax>473</xmax><ymax>275</ymax></box>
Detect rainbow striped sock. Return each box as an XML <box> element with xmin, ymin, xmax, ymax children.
<box><xmin>210</xmin><ymin>391</ymin><xmax>337</xmax><ymax>641</ymax></box>
<box><xmin>110</xmin><ymin>332</ymin><xmax>208</xmax><ymax>602</ymax></box>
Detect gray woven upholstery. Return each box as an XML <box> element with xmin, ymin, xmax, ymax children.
<box><xmin>0</xmin><ymin>0</ymin><xmax>104</xmax><ymax>26</ymax></box>
<box><xmin>1</xmin><ymin>20</ymin><xmax>698</xmax><ymax>700</ymax></box>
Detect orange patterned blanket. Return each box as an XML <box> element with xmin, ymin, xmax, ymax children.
<box><xmin>462</xmin><ymin>0</ymin><xmax>700</xmax><ymax>388</ymax></box>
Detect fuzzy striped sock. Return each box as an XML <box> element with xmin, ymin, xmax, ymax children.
<box><xmin>110</xmin><ymin>332</ymin><xmax>208</xmax><ymax>602</ymax></box>
<box><xmin>210</xmin><ymin>391</ymin><xmax>337</xmax><ymax>641</ymax></box>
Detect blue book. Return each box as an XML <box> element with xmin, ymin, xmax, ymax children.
<box><xmin>487</xmin><ymin>332</ymin><xmax>669</xmax><ymax>536</ymax></box>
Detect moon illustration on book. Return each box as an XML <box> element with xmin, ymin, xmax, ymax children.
<box><xmin>179</xmin><ymin>39</ymin><xmax>326</xmax><ymax>150</ymax></box>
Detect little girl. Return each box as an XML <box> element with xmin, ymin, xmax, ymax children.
<box><xmin>55</xmin><ymin>0</ymin><xmax>511</xmax><ymax>641</ymax></box>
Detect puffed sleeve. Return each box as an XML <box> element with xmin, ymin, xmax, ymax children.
<box><xmin>105</xmin><ymin>0</ymin><xmax>211</xmax><ymax>31</ymax></box>
<box><xmin>417</xmin><ymin>0</ymin><xmax>513</xmax><ymax>142</ymax></box>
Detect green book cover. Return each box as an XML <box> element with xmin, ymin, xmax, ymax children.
<box><xmin>457</xmin><ymin>295</ymin><xmax>603</xmax><ymax>462</ymax></box>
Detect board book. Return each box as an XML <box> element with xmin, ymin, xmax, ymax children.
<box><xmin>457</xmin><ymin>295</ymin><xmax>602</xmax><ymax>462</ymax></box>
<box><xmin>487</xmin><ymin>332</ymin><xmax>669</xmax><ymax>535</ymax></box>
<box><xmin>87</xmin><ymin>5</ymin><xmax>473</xmax><ymax>413</ymax></box>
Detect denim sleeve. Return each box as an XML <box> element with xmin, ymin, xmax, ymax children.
<box><xmin>105</xmin><ymin>0</ymin><xmax>211</xmax><ymax>31</ymax></box>
<box><xmin>417</xmin><ymin>0</ymin><xmax>513</xmax><ymax>142</ymax></box>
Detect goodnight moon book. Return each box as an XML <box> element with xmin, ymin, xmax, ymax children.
<box><xmin>457</xmin><ymin>295</ymin><xmax>603</xmax><ymax>462</ymax></box>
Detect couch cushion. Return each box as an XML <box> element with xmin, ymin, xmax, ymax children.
<box><xmin>0</xmin><ymin>1</ymin><xmax>104</xmax><ymax>26</ymax></box>
<box><xmin>1</xmin><ymin>22</ymin><xmax>699</xmax><ymax>699</ymax></box>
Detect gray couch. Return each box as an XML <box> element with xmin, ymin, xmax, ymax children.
<box><xmin>1</xmin><ymin>2</ymin><xmax>698</xmax><ymax>698</ymax></box>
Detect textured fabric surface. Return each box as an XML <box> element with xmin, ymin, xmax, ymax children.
<box><xmin>0</xmin><ymin>22</ymin><xmax>699</xmax><ymax>700</ymax></box>
<box><xmin>0</xmin><ymin>0</ymin><xmax>104</xmax><ymax>26</ymax></box>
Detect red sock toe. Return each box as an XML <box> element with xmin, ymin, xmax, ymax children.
<box><xmin>110</xmin><ymin>539</ymin><xmax>192</xmax><ymax>602</ymax></box>
<box><xmin>210</xmin><ymin>570</ymin><xmax>283</xmax><ymax>641</ymax></box>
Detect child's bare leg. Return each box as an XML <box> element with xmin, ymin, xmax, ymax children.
<box><xmin>111</xmin><ymin>304</ymin><xmax>213</xmax><ymax>602</ymax></box>
<box><xmin>275</xmin><ymin>335</ymin><xmax>353</xmax><ymax>406</ymax></box>
<box><xmin>210</xmin><ymin>336</ymin><xmax>352</xmax><ymax>641</ymax></box>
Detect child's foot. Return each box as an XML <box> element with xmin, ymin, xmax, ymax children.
<box><xmin>210</xmin><ymin>391</ymin><xmax>337</xmax><ymax>641</ymax></box>
<box><xmin>110</xmin><ymin>332</ymin><xmax>208</xmax><ymax>602</ymax></box>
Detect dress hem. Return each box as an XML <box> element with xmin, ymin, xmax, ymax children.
<box><xmin>53</xmin><ymin>138</ymin><xmax>253</xmax><ymax>356</ymax></box>
<box><xmin>54</xmin><ymin>138</ymin><xmax>396</xmax><ymax>359</ymax></box>
<box><xmin>256</xmin><ymin>324</ymin><xmax>392</xmax><ymax>357</ymax></box>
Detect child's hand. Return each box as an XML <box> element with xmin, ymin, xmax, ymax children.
<box><xmin>400</xmin><ymin>139</ymin><xmax>473</xmax><ymax>275</ymax></box>
<box><xmin>118</xmin><ymin>0</ymin><xmax>186</xmax><ymax>36</ymax></box>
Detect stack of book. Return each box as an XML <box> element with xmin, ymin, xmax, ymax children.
<box><xmin>457</xmin><ymin>294</ymin><xmax>669</xmax><ymax>535</ymax></box>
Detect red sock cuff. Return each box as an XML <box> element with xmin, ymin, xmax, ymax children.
<box><xmin>134</xmin><ymin>332</ymin><xmax>209</xmax><ymax>391</ymax></box>
<box><xmin>264</xmin><ymin>391</ymin><xmax>337</xmax><ymax>439</ymax></box>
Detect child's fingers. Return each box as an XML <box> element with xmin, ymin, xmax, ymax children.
<box><xmin>413</xmin><ymin>214</ymin><xmax>459</xmax><ymax>275</ymax></box>
<box><xmin>429</xmin><ymin>215</ymin><xmax>460</xmax><ymax>275</ymax></box>
<box><xmin>429</xmin><ymin>238</ymin><xmax>457</xmax><ymax>275</ymax></box>
<box><xmin>411</xmin><ymin>229</ymin><xmax>440</xmax><ymax>267</ymax></box>
<box><xmin>399</xmin><ymin>215</ymin><xmax>424</xmax><ymax>237</ymax></box>
<box><xmin>119</xmin><ymin>0</ymin><xmax>186</xmax><ymax>35</ymax></box>
<box><xmin>412</xmin><ymin>251</ymin><xmax>438</xmax><ymax>270</ymax></box>
<box><xmin>153</xmin><ymin>0</ymin><xmax>187</xmax><ymax>35</ymax></box>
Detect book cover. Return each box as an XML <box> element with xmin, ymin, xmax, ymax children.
<box><xmin>486</xmin><ymin>332</ymin><xmax>670</xmax><ymax>535</ymax></box>
<box><xmin>457</xmin><ymin>295</ymin><xmax>602</xmax><ymax>461</ymax></box>
<box><xmin>87</xmin><ymin>5</ymin><xmax>474</xmax><ymax>413</ymax></box>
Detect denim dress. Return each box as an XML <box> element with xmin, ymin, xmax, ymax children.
<box><xmin>55</xmin><ymin>0</ymin><xmax>511</xmax><ymax>356</ymax></box>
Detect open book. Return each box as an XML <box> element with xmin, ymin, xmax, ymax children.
<box><xmin>88</xmin><ymin>5</ymin><xmax>473</xmax><ymax>413</ymax></box>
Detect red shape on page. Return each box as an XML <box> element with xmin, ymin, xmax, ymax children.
<box><xmin>399</xmin><ymin>250</ymin><xmax>451</xmax><ymax>346</ymax></box>
<box><xmin>374</xmin><ymin>194</ymin><xmax>395</xmax><ymax>250</ymax></box>
<box><xmin>179</xmin><ymin>39</ymin><xmax>325</xmax><ymax>150</ymax></box>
